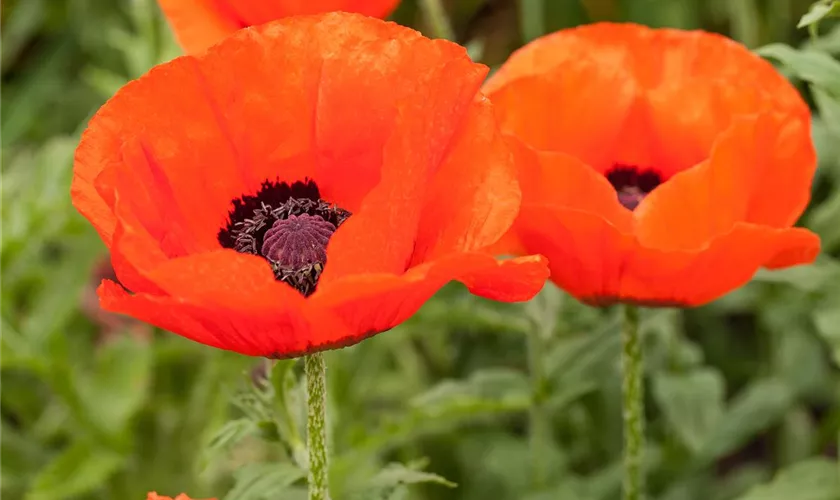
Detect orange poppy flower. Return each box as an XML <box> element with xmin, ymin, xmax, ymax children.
<box><xmin>147</xmin><ymin>493</ymin><xmax>214</xmax><ymax>500</ymax></box>
<box><xmin>484</xmin><ymin>23</ymin><xmax>819</xmax><ymax>307</ymax></box>
<box><xmin>157</xmin><ymin>0</ymin><xmax>400</xmax><ymax>53</ymax></box>
<box><xmin>72</xmin><ymin>13</ymin><xmax>548</xmax><ymax>358</ymax></box>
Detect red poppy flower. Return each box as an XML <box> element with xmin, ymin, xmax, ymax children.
<box><xmin>147</xmin><ymin>493</ymin><xmax>214</xmax><ymax>500</ymax></box>
<box><xmin>483</xmin><ymin>23</ymin><xmax>819</xmax><ymax>307</ymax></box>
<box><xmin>72</xmin><ymin>13</ymin><xmax>548</xmax><ymax>357</ymax></box>
<box><xmin>157</xmin><ymin>0</ymin><xmax>400</xmax><ymax>53</ymax></box>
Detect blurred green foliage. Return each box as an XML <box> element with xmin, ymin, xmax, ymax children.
<box><xmin>2</xmin><ymin>0</ymin><xmax>840</xmax><ymax>499</ymax></box>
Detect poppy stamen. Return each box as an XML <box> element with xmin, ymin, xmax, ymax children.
<box><xmin>605</xmin><ymin>165</ymin><xmax>662</xmax><ymax>211</ymax></box>
<box><xmin>218</xmin><ymin>179</ymin><xmax>350</xmax><ymax>296</ymax></box>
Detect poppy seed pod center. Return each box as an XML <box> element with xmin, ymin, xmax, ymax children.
<box><xmin>261</xmin><ymin>214</ymin><xmax>336</xmax><ymax>268</ymax></box>
<box><xmin>217</xmin><ymin>180</ymin><xmax>350</xmax><ymax>297</ymax></box>
<box><xmin>606</xmin><ymin>165</ymin><xmax>662</xmax><ymax>210</ymax></box>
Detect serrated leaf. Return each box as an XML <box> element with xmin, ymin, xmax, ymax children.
<box><xmin>735</xmin><ymin>459</ymin><xmax>840</xmax><ymax>500</ymax></box>
<box><xmin>223</xmin><ymin>462</ymin><xmax>305</xmax><ymax>500</ymax></box>
<box><xmin>696</xmin><ymin>379</ymin><xmax>794</xmax><ymax>465</ymax></box>
<box><xmin>25</xmin><ymin>441</ymin><xmax>124</xmax><ymax>500</ymax></box>
<box><xmin>652</xmin><ymin>369</ymin><xmax>725</xmax><ymax>453</ymax></box>
<box><xmin>757</xmin><ymin>44</ymin><xmax>840</xmax><ymax>95</ymax></box>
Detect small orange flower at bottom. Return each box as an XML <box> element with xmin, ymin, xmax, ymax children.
<box><xmin>147</xmin><ymin>493</ymin><xmax>215</xmax><ymax>500</ymax></box>
<box><xmin>484</xmin><ymin>23</ymin><xmax>819</xmax><ymax>307</ymax></box>
<box><xmin>71</xmin><ymin>13</ymin><xmax>549</xmax><ymax>358</ymax></box>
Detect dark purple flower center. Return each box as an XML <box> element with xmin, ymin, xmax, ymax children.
<box><xmin>218</xmin><ymin>179</ymin><xmax>350</xmax><ymax>296</ymax></box>
<box><xmin>605</xmin><ymin>165</ymin><xmax>662</xmax><ymax>211</ymax></box>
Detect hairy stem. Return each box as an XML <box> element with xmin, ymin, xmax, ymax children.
<box><xmin>621</xmin><ymin>305</ymin><xmax>644</xmax><ymax>500</ymax></box>
<box><xmin>305</xmin><ymin>353</ymin><xmax>330</xmax><ymax>500</ymax></box>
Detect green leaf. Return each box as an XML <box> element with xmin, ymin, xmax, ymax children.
<box><xmin>411</xmin><ymin>368</ymin><xmax>531</xmax><ymax>417</ymax></box>
<box><xmin>223</xmin><ymin>462</ymin><xmax>305</xmax><ymax>500</ymax></box>
<box><xmin>652</xmin><ymin>368</ymin><xmax>725</xmax><ymax>453</ymax></box>
<box><xmin>545</xmin><ymin>316</ymin><xmax>621</xmax><ymax>386</ymax></box>
<box><xmin>347</xmin><ymin>460</ymin><xmax>456</xmax><ymax>500</ymax></box>
<box><xmin>751</xmin><ymin>257</ymin><xmax>840</xmax><ymax>293</ymax></box>
<box><xmin>813</xmin><ymin>305</ymin><xmax>840</xmax><ymax>366</ymax></box>
<box><xmin>202</xmin><ymin>418</ymin><xmax>258</xmax><ymax>468</ymax></box>
<box><xmin>798</xmin><ymin>1</ymin><xmax>840</xmax><ymax>31</ymax></box>
<box><xmin>25</xmin><ymin>441</ymin><xmax>124</xmax><ymax>500</ymax></box>
<box><xmin>735</xmin><ymin>459</ymin><xmax>840</xmax><ymax>500</ymax></box>
<box><xmin>82</xmin><ymin>335</ymin><xmax>153</xmax><ymax>437</ymax></box>
<box><xmin>1</xmin><ymin>421</ymin><xmax>49</xmax><ymax>491</ymax></box>
<box><xmin>809</xmin><ymin>191</ymin><xmax>840</xmax><ymax>253</ymax></box>
<box><xmin>757</xmin><ymin>43</ymin><xmax>840</xmax><ymax>94</ymax></box>
<box><xmin>814</xmin><ymin>86</ymin><xmax>840</xmax><ymax>141</ymax></box>
<box><xmin>696</xmin><ymin>379</ymin><xmax>795</xmax><ymax>465</ymax></box>
<box><xmin>368</xmin><ymin>461</ymin><xmax>456</xmax><ymax>489</ymax></box>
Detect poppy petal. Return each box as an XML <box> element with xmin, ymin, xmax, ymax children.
<box><xmin>73</xmin><ymin>56</ymin><xmax>250</xmax><ymax>250</ymax></box>
<box><xmin>635</xmin><ymin>113</ymin><xmax>815</xmax><ymax>251</ymax></box>
<box><xmin>482</xmin><ymin>23</ymin><xmax>638</xmax><ymax>95</ymax></box>
<box><xmin>157</xmin><ymin>0</ymin><xmax>243</xmax><ymax>54</ymax></box>
<box><xmin>315</xmin><ymin>42</ymin><xmax>489</xmax><ymax>280</ymax></box>
<box><xmin>516</xmin><ymin>204</ymin><xmax>819</xmax><ymax>306</ymax></box>
<box><xmin>313</xmin><ymin>253</ymin><xmax>547</xmax><ymax>339</ymax></box>
<box><xmin>620</xmin><ymin>224</ymin><xmax>820</xmax><ymax>306</ymax></box>
<box><xmin>100</xmin><ymin>251</ymin><xmax>351</xmax><ymax>356</ymax></box>
<box><xmin>511</xmin><ymin>141</ymin><xmax>633</xmax><ymax>231</ymax></box>
<box><xmin>410</xmin><ymin>97</ymin><xmax>519</xmax><ymax>264</ymax></box>
<box><xmin>485</xmin><ymin>59</ymin><xmax>637</xmax><ymax>171</ymax></box>
<box><xmin>515</xmin><ymin>204</ymin><xmax>633</xmax><ymax>303</ymax></box>
<box><xmin>646</xmin><ymin>80</ymin><xmax>809</xmax><ymax>177</ymax></box>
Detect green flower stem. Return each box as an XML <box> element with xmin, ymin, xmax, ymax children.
<box><xmin>418</xmin><ymin>0</ymin><xmax>455</xmax><ymax>40</ymax></box>
<box><xmin>305</xmin><ymin>353</ymin><xmax>330</xmax><ymax>500</ymax></box>
<box><xmin>527</xmin><ymin>326</ymin><xmax>549</xmax><ymax>489</ymax></box>
<box><xmin>621</xmin><ymin>305</ymin><xmax>644</xmax><ymax>500</ymax></box>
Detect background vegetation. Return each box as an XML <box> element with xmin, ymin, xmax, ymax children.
<box><xmin>2</xmin><ymin>0</ymin><xmax>840</xmax><ymax>499</ymax></box>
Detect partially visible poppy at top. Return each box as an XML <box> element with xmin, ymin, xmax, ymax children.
<box><xmin>72</xmin><ymin>13</ymin><xmax>548</xmax><ymax>358</ymax></box>
<box><xmin>483</xmin><ymin>23</ymin><xmax>819</xmax><ymax>307</ymax></box>
<box><xmin>147</xmin><ymin>493</ymin><xmax>214</xmax><ymax>500</ymax></box>
<box><xmin>158</xmin><ymin>0</ymin><xmax>400</xmax><ymax>53</ymax></box>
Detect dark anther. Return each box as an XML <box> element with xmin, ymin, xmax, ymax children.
<box><xmin>218</xmin><ymin>179</ymin><xmax>350</xmax><ymax>296</ymax></box>
<box><xmin>605</xmin><ymin>165</ymin><xmax>662</xmax><ymax>211</ymax></box>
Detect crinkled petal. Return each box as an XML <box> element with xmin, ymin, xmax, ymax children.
<box><xmin>100</xmin><ymin>251</ymin><xmax>351</xmax><ymax>357</ymax></box>
<box><xmin>313</xmin><ymin>252</ymin><xmax>547</xmax><ymax>339</ymax></box>
<box><xmin>410</xmin><ymin>97</ymin><xmax>520</xmax><ymax>264</ymax></box>
<box><xmin>515</xmin><ymin>202</ymin><xmax>819</xmax><ymax>306</ymax></box>
<box><xmin>635</xmin><ymin>113</ymin><xmax>816</xmax><ymax>251</ymax></box>
<box><xmin>619</xmin><ymin>224</ymin><xmax>820</xmax><ymax>306</ymax></box>
<box><xmin>485</xmin><ymin>59</ymin><xmax>637</xmax><ymax>171</ymax></box>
